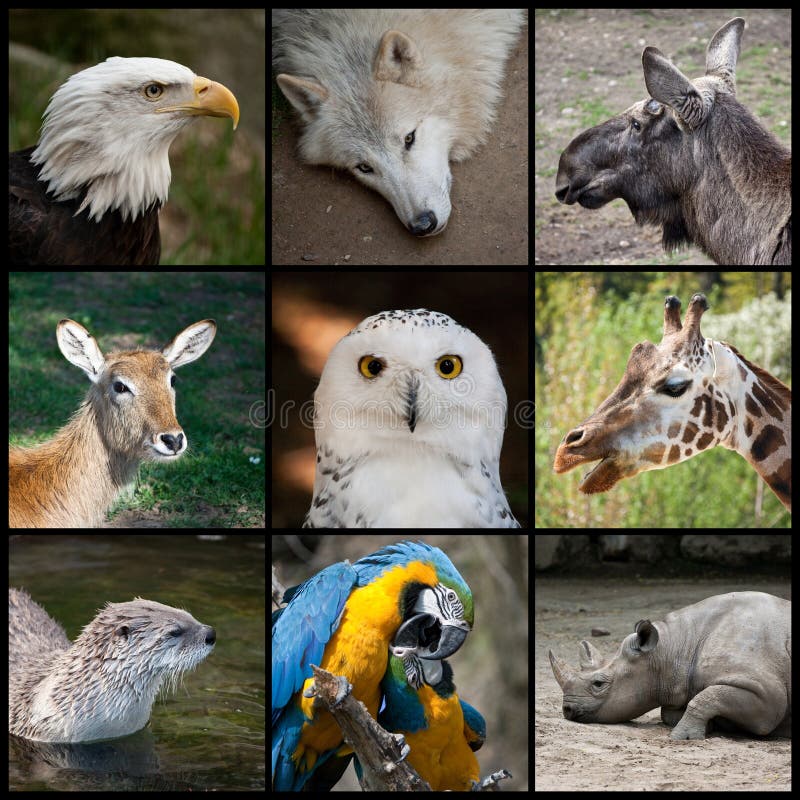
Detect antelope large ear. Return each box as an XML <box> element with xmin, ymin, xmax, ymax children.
<box><xmin>57</xmin><ymin>319</ymin><xmax>106</xmax><ymax>383</ymax></box>
<box><xmin>163</xmin><ymin>320</ymin><xmax>217</xmax><ymax>368</ymax></box>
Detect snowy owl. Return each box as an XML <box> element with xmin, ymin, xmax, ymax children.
<box><xmin>303</xmin><ymin>309</ymin><xmax>519</xmax><ymax>528</ymax></box>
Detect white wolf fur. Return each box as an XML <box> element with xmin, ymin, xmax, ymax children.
<box><xmin>273</xmin><ymin>9</ymin><xmax>525</xmax><ymax>237</ymax></box>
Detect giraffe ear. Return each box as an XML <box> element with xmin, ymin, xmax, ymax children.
<box><xmin>708</xmin><ymin>339</ymin><xmax>736</xmax><ymax>380</ymax></box>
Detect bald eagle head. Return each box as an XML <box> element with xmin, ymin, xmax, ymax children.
<box><xmin>30</xmin><ymin>57</ymin><xmax>239</xmax><ymax>222</ymax></box>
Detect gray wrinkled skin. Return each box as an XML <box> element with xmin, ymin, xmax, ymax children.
<box><xmin>548</xmin><ymin>592</ymin><xmax>791</xmax><ymax>740</ymax></box>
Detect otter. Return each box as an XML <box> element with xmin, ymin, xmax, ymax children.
<box><xmin>9</xmin><ymin>588</ymin><xmax>216</xmax><ymax>743</ymax></box>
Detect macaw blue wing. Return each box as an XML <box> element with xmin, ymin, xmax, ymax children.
<box><xmin>272</xmin><ymin>561</ymin><xmax>357</xmax><ymax>725</ymax></box>
<box><xmin>460</xmin><ymin>700</ymin><xmax>486</xmax><ymax>752</ymax></box>
<box><xmin>272</xmin><ymin>562</ymin><xmax>358</xmax><ymax>789</ymax></box>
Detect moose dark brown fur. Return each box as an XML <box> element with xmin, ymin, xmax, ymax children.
<box><xmin>555</xmin><ymin>18</ymin><xmax>791</xmax><ymax>265</ymax></box>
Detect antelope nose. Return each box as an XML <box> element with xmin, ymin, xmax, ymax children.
<box><xmin>161</xmin><ymin>433</ymin><xmax>185</xmax><ymax>453</ymax></box>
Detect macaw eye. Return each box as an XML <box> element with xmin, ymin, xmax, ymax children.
<box><xmin>435</xmin><ymin>355</ymin><xmax>462</xmax><ymax>379</ymax></box>
<box><xmin>359</xmin><ymin>355</ymin><xmax>385</xmax><ymax>378</ymax></box>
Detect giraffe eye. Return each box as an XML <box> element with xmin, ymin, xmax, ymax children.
<box><xmin>661</xmin><ymin>379</ymin><xmax>691</xmax><ymax>397</ymax></box>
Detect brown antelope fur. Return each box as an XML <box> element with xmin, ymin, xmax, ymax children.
<box><xmin>9</xmin><ymin>318</ymin><xmax>216</xmax><ymax>528</ymax></box>
<box><xmin>554</xmin><ymin>294</ymin><xmax>791</xmax><ymax>512</ymax></box>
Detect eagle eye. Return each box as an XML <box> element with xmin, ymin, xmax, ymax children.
<box><xmin>143</xmin><ymin>83</ymin><xmax>164</xmax><ymax>101</ymax></box>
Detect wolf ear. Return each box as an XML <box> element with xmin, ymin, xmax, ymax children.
<box><xmin>374</xmin><ymin>30</ymin><xmax>424</xmax><ymax>87</ymax></box>
<box><xmin>276</xmin><ymin>74</ymin><xmax>329</xmax><ymax>117</ymax></box>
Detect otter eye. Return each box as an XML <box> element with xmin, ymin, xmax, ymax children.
<box><xmin>359</xmin><ymin>355</ymin><xmax>385</xmax><ymax>378</ymax></box>
<box><xmin>435</xmin><ymin>355</ymin><xmax>462</xmax><ymax>379</ymax></box>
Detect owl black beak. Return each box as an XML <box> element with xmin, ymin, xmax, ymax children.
<box><xmin>403</xmin><ymin>374</ymin><xmax>419</xmax><ymax>433</ymax></box>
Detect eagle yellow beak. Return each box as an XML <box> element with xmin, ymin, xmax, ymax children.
<box><xmin>157</xmin><ymin>76</ymin><xmax>240</xmax><ymax>130</ymax></box>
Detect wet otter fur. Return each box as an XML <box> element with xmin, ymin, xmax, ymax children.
<box><xmin>9</xmin><ymin>588</ymin><xmax>215</xmax><ymax>742</ymax></box>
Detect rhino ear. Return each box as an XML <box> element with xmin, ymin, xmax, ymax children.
<box><xmin>633</xmin><ymin>619</ymin><xmax>659</xmax><ymax>653</ymax></box>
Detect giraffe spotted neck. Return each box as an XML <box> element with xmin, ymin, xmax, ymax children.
<box><xmin>554</xmin><ymin>293</ymin><xmax>792</xmax><ymax>512</ymax></box>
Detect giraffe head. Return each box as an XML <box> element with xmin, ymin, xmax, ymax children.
<box><xmin>553</xmin><ymin>293</ymin><xmax>787</xmax><ymax>497</ymax></box>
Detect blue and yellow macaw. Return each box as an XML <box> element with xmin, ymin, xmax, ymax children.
<box><xmin>272</xmin><ymin>541</ymin><xmax>474</xmax><ymax>791</ymax></box>
<box><xmin>377</xmin><ymin>649</ymin><xmax>486</xmax><ymax>791</ymax></box>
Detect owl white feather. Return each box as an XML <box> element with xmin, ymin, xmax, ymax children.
<box><xmin>303</xmin><ymin>309</ymin><xmax>519</xmax><ymax>528</ymax></box>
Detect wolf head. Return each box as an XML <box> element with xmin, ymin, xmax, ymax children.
<box><xmin>276</xmin><ymin>29</ymin><xmax>453</xmax><ymax>236</ymax></box>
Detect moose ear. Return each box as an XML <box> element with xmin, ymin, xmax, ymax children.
<box><xmin>642</xmin><ymin>46</ymin><xmax>708</xmax><ymax>128</ymax></box>
<box><xmin>705</xmin><ymin>17</ymin><xmax>743</xmax><ymax>91</ymax></box>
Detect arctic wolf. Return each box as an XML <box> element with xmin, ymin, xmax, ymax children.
<box><xmin>273</xmin><ymin>9</ymin><xmax>525</xmax><ymax>236</ymax></box>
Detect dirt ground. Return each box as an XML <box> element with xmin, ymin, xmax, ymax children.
<box><xmin>272</xmin><ymin>15</ymin><xmax>528</xmax><ymax>265</ymax></box>
<box><xmin>535</xmin><ymin>579</ymin><xmax>792</xmax><ymax>791</ymax></box>
<box><xmin>535</xmin><ymin>9</ymin><xmax>791</xmax><ymax>265</ymax></box>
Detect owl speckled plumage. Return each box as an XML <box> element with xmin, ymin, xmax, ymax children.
<box><xmin>304</xmin><ymin>309</ymin><xmax>519</xmax><ymax>528</ymax></box>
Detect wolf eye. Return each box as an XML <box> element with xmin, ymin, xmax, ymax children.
<box><xmin>359</xmin><ymin>355</ymin><xmax>384</xmax><ymax>378</ymax></box>
<box><xmin>404</xmin><ymin>130</ymin><xmax>416</xmax><ymax>150</ymax></box>
<box><xmin>355</xmin><ymin>163</ymin><xmax>373</xmax><ymax>173</ymax></box>
<box><xmin>435</xmin><ymin>355</ymin><xmax>462</xmax><ymax>379</ymax></box>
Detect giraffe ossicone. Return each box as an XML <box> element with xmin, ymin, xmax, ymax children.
<box><xmin>554</xmin><ymin>293</ymin><xmax>792</xmax><ymax>512</ymax></box>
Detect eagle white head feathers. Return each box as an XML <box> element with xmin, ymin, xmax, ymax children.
<box><xmin>30</xmin><ymin>56</ymin><xmax>239</xmax><ymax>222</ymax></box>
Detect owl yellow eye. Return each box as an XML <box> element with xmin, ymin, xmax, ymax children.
<box><xmin>359</xmin><ymin>355</ymin><xmax>385</xmax><ymax>378</ymax></box>
<box><xmin>435</xmin><ymin>355</ymin><xmax>462</xmax><ymax>379</ymax></box>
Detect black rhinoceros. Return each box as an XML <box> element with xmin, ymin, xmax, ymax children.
<box><xmin>548</xmin><ymin>591</ymin><xmax>791</xmax><ymax>739</ymax></box>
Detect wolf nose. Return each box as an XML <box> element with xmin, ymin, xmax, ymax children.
<box><xmin>409</xmin><ymin>211</ymin><xmax>438</xmax><ymax>236</ymax></box>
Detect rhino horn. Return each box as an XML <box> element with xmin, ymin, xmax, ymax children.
<box><xmin>579</xmin><ymin>640</ymin><xmax>604</xmax><ymax>669</ymax></box>
<box><xmin>548</xmin><ymin>649</ymin><xmax>574</xmax><ymax>688</ymax></box>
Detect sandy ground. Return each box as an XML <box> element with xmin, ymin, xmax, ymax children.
<box><xmin>535</xmin><ymin>579</ymin><xmax>791</xmax><ymax>791</ymax></box>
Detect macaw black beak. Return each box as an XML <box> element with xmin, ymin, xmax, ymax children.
<box><xmin>390</xmin><ymin>613</ymin><xmax>471</xmax><ymax>660</ymax></box>
<box><xmin>422</xmin><ymin>618</ymin><xmax>470</xmax><ymax>659</ymax></box>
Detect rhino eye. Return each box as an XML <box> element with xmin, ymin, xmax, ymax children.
<box><xmin>592</xmin><ymin>680</ymin><xmax>604</xmax><ymax>688</ymax></box>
